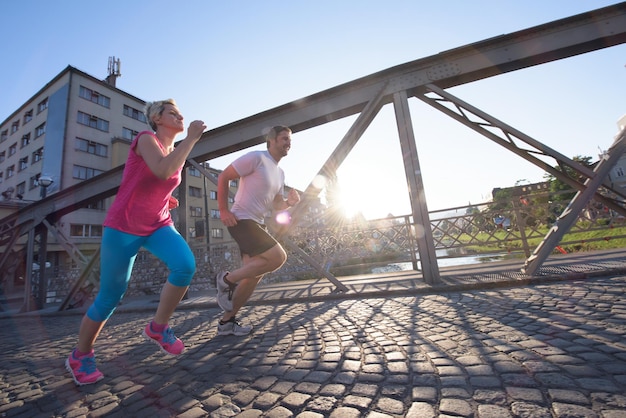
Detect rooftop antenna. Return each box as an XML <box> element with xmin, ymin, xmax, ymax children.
<box><xmin>105</xmin><ymin>56</ymin><xmax>122</xmax><ymax>87</ymax></box>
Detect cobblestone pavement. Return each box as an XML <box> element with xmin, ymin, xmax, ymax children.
<box><xmin>1</xmin><ymin>275</ymin><xmax>625</xmax><ymax>418</ymax></box>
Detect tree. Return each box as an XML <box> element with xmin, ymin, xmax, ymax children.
<box><xmin>544</xmin><ymin>155</ymin><xmax>594</xmax><ymax>201</ymax></box>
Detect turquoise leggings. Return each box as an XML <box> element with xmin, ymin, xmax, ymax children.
<box><xmin>87</xmin><ymin>226</ymin><xmax>196</xmax><ymax>322</ymax></box>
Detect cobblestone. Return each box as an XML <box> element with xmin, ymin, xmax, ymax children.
<box><xmin>1</xmin><ymin>275</ymin><xmax>625</xmax><ymax>416</ymax></box>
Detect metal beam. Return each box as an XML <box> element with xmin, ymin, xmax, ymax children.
<box><xmin>522</xmin><ymin>128</ymin><xmax>626</xmax><ymax>275</ymax></box>
<box><xmin>415</xmin><ymin>84</ymin><xmax>626</xmax><ymax>217</ymax></box>
<box><xmin>186</xmin><ymin>2</ymin><xmax>626</xmax><ymax>163</ymax></box>
<box><xmin>286</xmin><ymin>81</ymin><xmax>390</xmax><ymax>229</ymax></box>
<box><xmin>393</xmin><ymin>90</ymin><xmax>440</xmax><ymax>284</ymax></box>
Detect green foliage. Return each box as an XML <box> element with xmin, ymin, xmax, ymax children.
<box><xmin>545</xmin><ymin>155</ymin><xmax>593</xmax><ymax>201</ymax></box>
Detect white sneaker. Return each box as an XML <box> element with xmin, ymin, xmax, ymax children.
<box><xmin>216</xmin><ymin>271</ymin><xmax>235</xmax><ymax>312</ymax></box>
<box><xmin>218</xmin><ymin>317</ymin><xmax>252</xmax><ymax>336</ymax></box>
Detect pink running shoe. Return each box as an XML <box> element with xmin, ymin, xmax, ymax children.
<box><xmin>143</xmin><ymin>322</ymin><xmax>185</xmax><ymax>355</ymax></box>
<box><xmin>65</xmin><ymin>349</ymin><xmax>104</xmax><ymax>386</ymax></box>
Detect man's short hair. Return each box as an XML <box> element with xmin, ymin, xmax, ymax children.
<box><xmin>266</xmin><ymin>125</ymin><xmax>291</xmax><ymax>147</ymax></box>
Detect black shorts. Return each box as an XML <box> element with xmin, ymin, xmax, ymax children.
<box><xmin>228</xmin><ymin>219</ymin><xmax>279</xmax><ymax>257</ymax></box>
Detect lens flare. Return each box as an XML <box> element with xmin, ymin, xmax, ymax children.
<box><xmin>275</xmin><ymin>211</ymin><xmax>291</xmax><ymax>225</ymax></box>
<box><xmin>312</xmin><ymin>175</ymin><xmax>327</xmax><ymax>189</ymax></box>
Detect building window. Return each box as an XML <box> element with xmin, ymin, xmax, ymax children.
<box><xmin>0</xmin><ymin>151</ymin><xmax>5</xmax><ymax>163</ymax></box>
<box><xmin>84</xmin><ymin>199</ymin><xmax>105</xmax><ymax>210</ymax></box>
<box><xmin>229</xmin><ymin>179</ymin><xmax>238</xmax><ymax>187</ymax></box>
<box><xmin>77</xmin><ymin>111</ymin><xmax>109</xmax><ymax>132</ymax></box>
<box><xmin>123</xmin><ymin>105</ymin><xmax>147</xmax><ymax>123</ymax></box>
<box><xmin>211</xmin><ymin>209</ymin><xmax>220</xmax><ymax>219</ymax></box>
<box><xmin>29</xmin><ymin>175</ymin><xmax>39</xmax><ymax>190</ymax></box>
<box><xmin>21</xmin><ymin>133</ymin><xmax>31</xmax><ymax>148</ymax></box>
<box><xmin>75</xmin><ymin>137</ymin><xmax>108</xmax><ymax>157</ymax></box>
<box><xmin>0</xmin><ymin>172</ymin><xmax>3</xmax><ymax>184</ymax></box>
<box><xmin>8</xmin><ymin>143</ymin><xmax>17</xmax><ymax>156</ymax></box>
<box><xmin>23</xmin><ymin>109</ymin><xmax>33</xmax><ymax>124</ymax></box>
<box><xmin>189</xmin><ymin>186</ymin><xmax>202</xmax><ymax>198</ymax></box>
<box><xmin>70</xmin><ymin>224</ymin><xmax>103</xmax><ymax>237</ymax></box>
<box><xmin>209</xmin><ymin>190</ymin><xmax>217</xmax><ymax>200</ymax></box>
<box><xmin>615</xmin><ymin>166</ymin><xmax>625</xmax><ymax>178</ymax></box>
<box><xmin>32</xmin><ymin>148</ymin><xmax>43</xmax><ymax>164</ymax></box>
<box><xmin>16</xmin><ymin>182</ymin><xmax>25</xmax><ymax>197</ymax></box>
<box><xmin>211</xmin><ymin>228</ymin><xmax>224</xmax><ymax>239</ymax></box>
<box><xmin>73</xmin><ymin>165</ymin><xmax>104</xmax><ymax>180</ymax></box>
<box><xmin>6</xmin><ymin>165</ymin><xmax>15</xmax><ymax>178</ymax></box>
<box><xmin>79</xmin><ymin>86</ymin><xmax>111</xmax><ymax>108</ymax></box>
<box><xmin>35</xmin><ymin>123</ymin><xmax>46</xmax><ymax>138</ymax></box>
<box><xmin>37</xmin><ymin>98</ymin><xmax>48</xmax><ymax>113</ymax></box>
<box><xmin>10</xmin><ymin>120</ymin><xmax>19</xmax><ymax>134</ymax></box>
<box><xmin>18</xmin><ymin>157</ymin><xmax>28</xmax><ymax>172</ymax></box>
<box><xmin>188</xmin><ymin>166</ymin><xmax>201</xmax><ymax>177</ymax></box>
<box><xmin>189</xmin><ymin>206</ymin><xmax>203</xmax><ymax>217</ymax></box>
<box><xmin>122</xmin><ymin>127</ymin><xmax>139</xmax><ymax>140</ymax></box>
<box><xmin>1</xmin><ymin>130</ymin><xmax>7</xmax><ymax>143</ymax></box>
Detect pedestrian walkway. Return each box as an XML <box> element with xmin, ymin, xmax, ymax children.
<box><xmin>2</xmin><ymin>249</ymin><xmax>626</xmax><ymax>319</ymax></box>
<box><xmin>111</xmin><ymin>247</ymin><xmax>626</xmax><ymax>316</ymax></box>
<box><xmin>0</xmin><ymin>250</ymin><xmax>625</xmax><ymax>417</ymax></box>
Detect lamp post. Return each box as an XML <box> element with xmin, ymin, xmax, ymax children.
<box><xmin>33</xmin><ymin>174</ymin><xmax>53</xmax><ymax>310</ymax></box>
<box><xmin>38</xmin><ymin>175</ymin><xmax>53</xmax><ymax>198</ymax></box>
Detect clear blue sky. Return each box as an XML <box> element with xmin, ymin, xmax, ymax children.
<box><xmin>2</xmin><ymin>1</ymin><xmax>624</xmax><ymax>219</ymax></box>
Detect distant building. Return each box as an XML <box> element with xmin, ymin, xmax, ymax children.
<box><xmin>492</xmin><ymin>181</ymin><xmax>550</xmax><ymax>200</ymax></box>
<box><xmin>607</xmin><ymin>114</ymin><xmax>626</xmax><ymax>192</ymax></box>
<box><xmin>492</xmin><ymin>114</ymin><xmax>626</xmax><ymax>201</ymax></box>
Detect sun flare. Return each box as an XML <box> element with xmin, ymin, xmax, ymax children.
<box><xmin>330</xmin><ymin>177</ymin><xmax>381</xmax><ymax>220</ymax></box>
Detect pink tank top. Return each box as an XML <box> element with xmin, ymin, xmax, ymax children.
<box><xmin>104</xmin><ymin>131</ymin><xmax>182</xmax><ymax>236</ymax></box>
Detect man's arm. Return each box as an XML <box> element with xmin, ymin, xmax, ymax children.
<box><xmin>273</xmin><ymin>188</ymin><xmax>300</xmax><ymax>211</ymax></box>
<box><xmin>218</xmin><ymin>165</ymin><xmax>240</xmax><ymax>226</ymax></box>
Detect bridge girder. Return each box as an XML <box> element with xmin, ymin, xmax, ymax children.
<box><xmin>1</xmin><ymin>2</ymin><xmax>625</xmax><ymax>292</ymax></box>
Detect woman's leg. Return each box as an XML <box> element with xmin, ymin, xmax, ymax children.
<box><xmin>76</xmin><ymin>317</ymin><xmax>107</xmax><ymax>354</ymax></box>
<box><xmin>68</xmin><ymin>228</ymin><xmax>143</xmax><ymax>385</ymax></box>
<box><xmin>78</xmin><ymin>228</ymin><xmax>144</xmax><ymax>351</ymax></box>
<box><xmin>143</xmin><ymin>226</ymin><xmax>195</xmax><ymax>324</ymax></box>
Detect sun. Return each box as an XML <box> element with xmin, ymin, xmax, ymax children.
<box><xmin>330</xmin><ymin>174</ymin><xmax>385</xmax><ymax>220</ymax></box>
<box><xmin>329</xmin><ymin>165</ymin><xmax>413</xmax><ymax>220</ymax></box>
<box><xmin>337</xmin><ymin>190</ymin><xmax>361</xmax><ymax>219</ymax></box>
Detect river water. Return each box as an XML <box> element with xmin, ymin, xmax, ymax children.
<box><xmin>371</xmin><ymin>252</ymin><xmax>505</xmax><ymax>274</ymax></box>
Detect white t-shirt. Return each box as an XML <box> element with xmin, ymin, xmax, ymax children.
<box><xmin>231</xmin><ymin>150</ymin><xmax>285</xmax><ymax>224</ymax></box>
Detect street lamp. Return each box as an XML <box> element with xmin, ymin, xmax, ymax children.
<box><xmin>38</xmin><ymin>175</ymin><xmax>53</xmax><ymax>198</ymax></box>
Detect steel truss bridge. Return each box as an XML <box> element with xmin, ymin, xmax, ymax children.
<box><xmin>1</xmin><ymin>2</ymin><xmax>626</xmax><ymax>311</ymax></box>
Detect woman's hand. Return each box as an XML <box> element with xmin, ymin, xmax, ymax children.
<box><xmin>168</xmin><ymin>196</ymin><xmax>179</xmax><ymax>210</ymax></box>
<box><xmin>186</xmin><ymin>120</ymin><xmax>207</xmax><ymax>143</ymax></box>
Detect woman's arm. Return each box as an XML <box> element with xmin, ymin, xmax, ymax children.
<box><xmin>137</xmin><ymin>120</ymin><xmax>206</xmax><ymax>179</ymax></box>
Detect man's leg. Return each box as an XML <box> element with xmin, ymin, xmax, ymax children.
<box><xmin>221</xmin><ymin>244</ymin><xmax>286</xmax><ymax>320</ymax></box>
<box><xmin>225</xmin><ymin>243</ymin><xmax>286</xmax><ymax>287</ymax></box>
<box><xmin>217</xmin><ymin>244</ymin><xmax>286</xmax><ymax>337</ymax></box>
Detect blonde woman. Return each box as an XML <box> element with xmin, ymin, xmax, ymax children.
<box><xmin>66</xmin><ymin>99</ymin><xmax>206</xmax><ymax>385</ymax></box>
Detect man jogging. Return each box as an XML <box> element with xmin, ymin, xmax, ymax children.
<box><xmin>216</xmin><ymin>125</ymin><xmax>300</xmax><ymax>335</ymax></box>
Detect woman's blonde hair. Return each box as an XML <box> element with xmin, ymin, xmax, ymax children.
<box><xmin>144</xmin><ymin>99</ymin><xmax>177</xmax><ymax>131</ymax></box>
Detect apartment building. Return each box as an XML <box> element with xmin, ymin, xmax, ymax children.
<box><xmin>183</xmin><ymin>162</ymin><xmax>233</xmax><ymax>245</ymax></box>
<box><xmin>0</xmin><ymin>64</ymin><xmax>238</xmax><ymax>272</ymax></box>
<box><xmin>607</xmin><ymin>114</ymin><xmax>626</xmax><ymax>191</ymax></box>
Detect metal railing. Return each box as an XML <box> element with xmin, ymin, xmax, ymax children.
<box><xmin>12</xmin><ymin>188</ymin><xmax>626</xmax><ymax>310</ymax></box>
